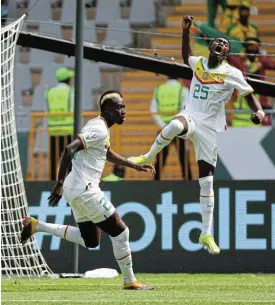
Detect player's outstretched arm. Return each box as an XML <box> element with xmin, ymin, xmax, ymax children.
<box><xmin>48</xmin><ymin>138</ymin><xmax>84</xmax><ymax>206</ymax></box>
<box><xmin>244</xmin><ymin>93</ymin><xmax>265</xmax><ymax>124</ymax></box>
<box><xmin>107</xmin><ymin>148</ymin><xmax>155</xmax><ymax>173</ymax></box>
<box><xmin>182</xmin><ymin>15</ymin><xmax>193</xmax><ymax>66</ymax></box>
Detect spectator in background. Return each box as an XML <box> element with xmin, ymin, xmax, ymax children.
<box><xmin>44</xmin><ymin>67</ymin><xmax>75</xmax><ymax>180</ymax></box>
<box><xmin>207</xmin><ymin>0</ymin><xmax>227</xmax><ymax>28</ymax></box>
<box><xmin>219</xmin><ymin>0</ymin><xmax>257</xmax><ymax>33</ymax></box>
<box><xmin>228</xmin><ymin>37</ymin><xmax>275</xmax><ymax>126</ymax></box>
<box><xmin>150</xmin><ymin>76</ymin><xmax>192</xmax><ymax>180</ymax></box>
<box><xmin>226</xmin><ymin>1</ymin><xmax>258</xmax><ymax>41</ymax></box>
<box><xmin>101</xmin><ymin>165</ymin><xmax>125</xmax><ymax>182</ymax></box>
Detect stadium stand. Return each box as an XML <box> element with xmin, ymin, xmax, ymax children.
<box><xmin>27</xmin><ymin>0</ymin><xmax>52</xmax><ymax>25</ymax></box>
<box><xmin>73</xmin><ymin>21</ymin><xmax>97</xmax><ymax>42</ymax></box>
<box><xmin>61</xmin><ymin>0</ymin><xmax>85</xmax><ymax>25</ymax></box>
<box><xmin>129</xmin><ymin>0</ymin><xmax>156</xmax><ymax>25</ymax></box>
<box><xmin>11</xmin><ymin>0</ymin><xmax>275</xmax><ymax>181</ymax></box>
<box><xmin>95</xmin><ymin>0</ymin><xmax>121</xmax><ymax>25</ymax></box>
<box><xmin>103</xmin><ymin>19</ymin><xmax>132</xmax><ymax>46</ymax></box>
<box><xmin>39</xmin><ymin>22</ymin><xmax>61</xmax><ymax>38</ymax></box>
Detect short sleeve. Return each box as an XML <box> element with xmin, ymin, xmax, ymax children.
<box><xmin>227</xmin><ymin>68</ymin><xmax>254</xmax><ymax>96</ymax></box>
<box><xmin>188</xmin><ymin>56</ymin><xmax>199</xmax><ymax>71</ymax></box>
<box><xmin>78</xmin><ymin>126</ymin><xmax>107</xmax><ymax>149</ymax></box>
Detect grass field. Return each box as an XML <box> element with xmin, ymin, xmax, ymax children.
<box><xmin>2</xmin><ymin>274</ymin><xmax>275</xmax><ymax>305</ymax></box>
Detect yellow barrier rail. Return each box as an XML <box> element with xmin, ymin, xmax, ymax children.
<box><xmin>27</xmin><ymin>111</ymin><xmax>199</xmax><ymax>181</ymax></box>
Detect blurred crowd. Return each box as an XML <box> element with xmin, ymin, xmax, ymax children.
<box><xmin>207</xmin><ymin>0</ymin><xmax>275</xmax><ymax>126</ymax></box>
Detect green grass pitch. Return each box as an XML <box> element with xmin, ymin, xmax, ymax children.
<box><xmin>2</xmin><ymin>274</ymin><xmax>275</xmax><ymax>305</ymax></box>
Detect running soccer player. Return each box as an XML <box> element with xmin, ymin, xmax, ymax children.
<box><xmin>129</xmin><ymin>16</ymin><xmax>265</xmax><ymax>255</ymax></box>
<box><xmin>21</xmin><ymin>90</ymin><xmax>155</xmax><ymax>290</ymax></box>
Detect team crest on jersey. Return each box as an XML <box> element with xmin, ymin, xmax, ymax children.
<box><xmin>202</xmin><ymin>72</ymin><xmax>209</xmax><ymax>80</ymax></box>
<box><xmin>195</xmin><ymin>59</ymin><xmax>227</xmax><ymax>84</ymax></box>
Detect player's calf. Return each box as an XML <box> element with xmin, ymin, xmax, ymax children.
<box><xmin>130</xmin><ymin>119</ymin><xmax>185</xmax><ymax>163</ymax></box>
<box><xmin>198</xmin><ymin>175</ymin><xmax>220</xmax><ymax>255</ymax></box>
<box><xmin>110</xmin><ymin>226</ymin><xmax>154</xmax><ymax>289</ymax></box>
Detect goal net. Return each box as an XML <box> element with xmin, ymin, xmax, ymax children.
<box><xmin>1</xmin><ymin>16</ymin><xmax>52</xmax><ymax>277</ymax></box>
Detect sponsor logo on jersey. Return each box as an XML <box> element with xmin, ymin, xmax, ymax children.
<box><xmin>85</xmin><ymin>132</ymin><xmax>98</xmax><ymax>140</ymax></box>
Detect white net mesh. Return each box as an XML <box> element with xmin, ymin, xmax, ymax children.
<box><xmin>1</xmin><ymin>15</ymin><xmax>52</xmax><ymax>278</ymax></box>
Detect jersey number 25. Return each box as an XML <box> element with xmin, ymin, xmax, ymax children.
<box><xmin>193</xmin><ymin>84</ymin><xmax>210</xmax><ymax>100</ymax></box>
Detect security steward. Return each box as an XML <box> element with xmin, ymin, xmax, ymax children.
<box><xmin>44</xmin><ymin>67</ymin><xmax>75</xmax><ymax>180</ymax></box>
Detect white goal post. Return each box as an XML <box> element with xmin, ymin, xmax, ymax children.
<box><xmin>1</xmin><ymin>15</ymin><xmax>52</xmax><ymax>277</ymax></box>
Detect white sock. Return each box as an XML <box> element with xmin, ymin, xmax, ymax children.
<box><xmin>110</xmin><ymin>228</ymin><xmax>136</xmax><ymax>284</ymax></box>
<box><xmin>37</xmin><ymin>221</ymin><xmax>86</xmax><ymax>247</ymax></box>
<box><xmin>145</xmin><ymin>119</ymin><xmax>184</xmax><ymax>161</ymax></box>
<box><xmin>199</xmin><ymin>176</ymin><xmax>214</xmax><ymax>236</ymax></box>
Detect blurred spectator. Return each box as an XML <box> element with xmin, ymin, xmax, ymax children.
<box><xmin>1</xmin><ymin>0</ymin><xmax>8</xmax><ymax>27</ymax></box>
<box><xmin>226</xmin><ymin>1</ymin><xmax>258</xmax><ymax>41</ymax></box>
<box><xmin>51</xmin><ymin>0</ymin><xmax>62</xmax><ymax>8</ymax></box>
<box><xmin>219</xmin><ymin>0</ymin><xmax>257</xmax><ymax>33</ymax></box>
<box><xmin>228</xmin><ymin>37</ymin><xmax>274</xmax><ymax>126</ymax></box>
<box><xmin>101</xmin><ymin>165</ymin><xmax>125</xmax><ymax>181</ymax></box>
<box><xmin>207</xmin><ymin>0</ymin><xmax>226</xmax><ymax>28</ymax></box>
<box><xmin>150</xmin><ymin>76</ymin><xmax>192</xmax><ymax>180</ymax></box>
<box><xmin>44</xmin><ymin>67</ymin><xmax>75</xmax><ymax>180</ymax></box>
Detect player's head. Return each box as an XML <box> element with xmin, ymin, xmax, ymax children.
<box><xmin>99</xmin><ymin>90</ymin><xmax>126</xmax><ymax>125</ymax></box>
<box><xmin>243</xmin><ymin>37</ymin><xmax>261</xmax><ymax>56</ymax></box>
<box><xmin>209</xmin><ymin>37</ymin><xmax>230</xmax><ymax>61</ymax></box>
<box><xmin>55</xmin><ymin>67</ymin><xmax>75</xmax><ymax>86</ymax></box>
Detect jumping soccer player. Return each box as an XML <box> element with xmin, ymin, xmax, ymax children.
<box><xmin>129</xmin><ymin>16</ymin><xmax>265</xmax><ymax>255</ymax></box>
<box><xmin>21</xmin><ymin>90</ymin><xmax>155</xmax><ymax>290</ymax></box>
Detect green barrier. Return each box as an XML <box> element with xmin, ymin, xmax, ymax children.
<box><xmin>195</xmin><ymin>23</ymin><xmax>243</xmax><ymax>54</ymax></box>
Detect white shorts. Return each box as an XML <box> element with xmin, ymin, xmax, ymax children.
<box><xmin>176</xmin><ymin>110</ymin><xmax>218</xmax><ymax>167</ymax></box>
<box><xmin>63</xmin><ymin>186</ymin><xmax>115</xmax><ymax>224</ymax></box>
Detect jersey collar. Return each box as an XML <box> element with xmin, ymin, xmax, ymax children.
<box><xmin>99</xmin><ymin>116</ymin><xmax>109</xmax><ymax>131</ymax></box>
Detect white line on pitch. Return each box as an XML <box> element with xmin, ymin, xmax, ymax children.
<box><xmin>2</xmin><ymin>300</ymin><xmax>275</xmax><ymax>304</ymax></box>
<box><xmin>7</xmin><ymin>283</ymin><xmax>275</xmax><ymax>287</ymax></box>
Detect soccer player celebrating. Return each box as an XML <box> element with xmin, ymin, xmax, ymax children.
<box><xmin>129</xmin><ymin>16</ymin><xmax>265</xmax><ymax>255</ymax></box>
<box><xmin>21</xmin><ymin>90</ymin><xmax>155</xmax><ymax>290</ymax></box>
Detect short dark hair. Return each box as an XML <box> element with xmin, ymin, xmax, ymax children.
<box><xmin>210</xmin><ymin>37</ymin><xmax>231</xmax><ymax>53</ymax></box>
<box><xmin>99</xmin><ymin>90</ymin><xmax>123</xmax><ymax>111</ymax></box>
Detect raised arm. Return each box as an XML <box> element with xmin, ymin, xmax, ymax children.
<box><xmin>244</xmin><ymin>93</ymin><xmax>265</xmax><ymax>124</ymax></box>
<box><xmin>182</xmin><ymin>15</ymin><xmax>194</xmax><ymax>65</ymax></box>
<box><xmin>107</xmin><ymin>148</ymin><xmax>155</xmax><ymax>173</ymax></box>
<box><xmin>48</xmin><ymin>138</ymin><xmax>84</xmax><ymax>205</ymax></box>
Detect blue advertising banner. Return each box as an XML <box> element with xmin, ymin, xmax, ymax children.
<box><xmin>25</xmin><ymin>181</ymin><xmax>275</xmax><ymax>273</ymax></box>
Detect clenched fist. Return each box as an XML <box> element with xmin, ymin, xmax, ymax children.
<box><xmin>251</xmin><ymin>110</ymin><xmax>265</xmax><ymax>125</ymax></box>
<box><xmin>182</xmin><ymin>15</ymin><xmax>193</xmax><ymax>30</ymax></box>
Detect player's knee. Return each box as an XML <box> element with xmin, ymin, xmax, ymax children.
<box><xmin>113</xmin><ymin>226</ymin><xmax>129</xmax><ymax>241</ymax></box>
<box><xmin>199</xmin><ymin>176</ymin><xmax>214</xmax><ymax>195</ymax></box>
<box><xmin>169</xmin><ymin>119</ymin><xmax>184</xmax><ymax>135</ymax></box>
<box><xmin>83</xmin><ymin>238</ymin><xmax>99</xmax><ymax>249</ymax></box>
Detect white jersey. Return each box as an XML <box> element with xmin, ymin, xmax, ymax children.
<box><xmin>64</xmin><ymin>116</ymin><xmax>110</xmax><ymax>193</ymax></box>
<box><xmin>186</xmin><ymin>56</ymin><xmax>254</xmax><ymax>132</ymax></box>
